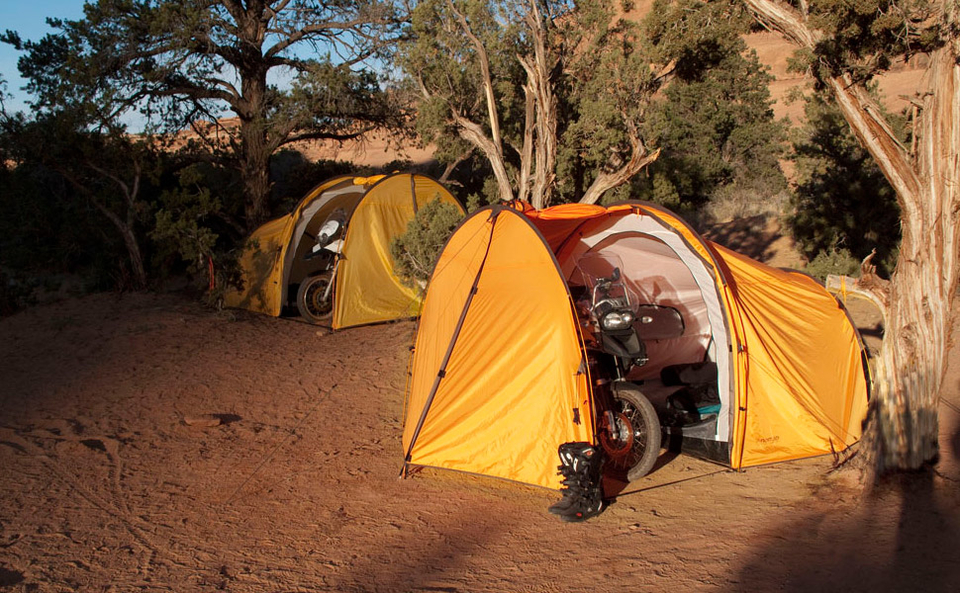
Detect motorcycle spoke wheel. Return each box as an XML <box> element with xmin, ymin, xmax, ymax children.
<box><xmin>296</xmin><ymin>273</ymin><xmax>334</xmax><ymax>324</ymax></box>
<box><xmin>601</xmin><ymin>388</ymin><xmax>661</xmax><ymax>482</ymax></box>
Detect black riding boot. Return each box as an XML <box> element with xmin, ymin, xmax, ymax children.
<box><xmin>547</xmin><ymin>444</ymin><xmax>583</xmax><ymax>515</ymax></box>
<box><xmin>548</xmin><ymin>442</ymin><xmax>605</xmax><ymax>522</ymax></box>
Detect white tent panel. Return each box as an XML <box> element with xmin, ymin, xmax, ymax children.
<box><xmin>560</xmin><ymin>213</ymin><xmax>733</xmax><ymax>442</ymax></box>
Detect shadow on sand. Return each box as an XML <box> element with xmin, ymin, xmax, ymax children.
<box><xmin>700</xmin><ymin>215</ymin><xmax>781</xmax><ymax>264</ymax></box>
<box><xmin>733</xmin><ymin>470</ymin><xmax>960</xmax><ymax>593</ymax></box>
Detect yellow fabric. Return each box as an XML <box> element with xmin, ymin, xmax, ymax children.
<box><xmin>334</xmin><ymin>174</ymin><xmax>462</xmax><ymax>329</ymax></box>
<box><xmin>403</xmin><ymin>208</ymin><xmax>594</xmax><ymax>489</ymax></box>
<box><xmin>222</xmin><ymin>215</ymin><xmax>293</xmax><ymax>315</ymax></box>
<box><xmin>352</xmin><ymin>174</ymin><xmax>387</xmax><ymax>186</ymax></box>
<box><xmin>223</xmin><ymin>176</ymin><xmax>349</xmax><ymax>315</ymax></box>
<box><xmin>225</xmin><ymin>174</ymin><xmax>463</xmax><ymax>329</ymax></box>
<box><xmin>711</xmin><ymin>244</ymin><xmax>868</xmax><ymax>468</ymax></box>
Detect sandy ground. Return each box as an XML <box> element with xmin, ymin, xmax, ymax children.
<box><xmin>1</xmin><ymin>227</ymin><xmax>959</xmax><ymax>592</ymax></box>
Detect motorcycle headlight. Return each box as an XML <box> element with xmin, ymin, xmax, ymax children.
<box><xmin>600</xmin><ymin>310</ymin><xmax>634</xmax><ymax>330</ymax></box>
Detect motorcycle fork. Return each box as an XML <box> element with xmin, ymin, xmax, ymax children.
<box><xmin>322</xmin><ymin>256</ymin><xmax>341</xmax><ymax>303</ymax></box>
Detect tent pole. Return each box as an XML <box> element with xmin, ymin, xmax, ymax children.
<box><xmin>402</xmin><ymin>209</ymin><xmax>502</xmax><ymax>465</ymax></box>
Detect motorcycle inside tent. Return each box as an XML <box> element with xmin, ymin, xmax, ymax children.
<box><xmin>402</xmin><ymin>202</ymin><xmax>869</xmax><ymax>489</ymax></box>
<box><xmin>224</xmin><ymin>173</ymin><xmax>464</xmax><ymax>330</ymax></box>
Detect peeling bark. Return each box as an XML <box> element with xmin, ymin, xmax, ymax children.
<box><xmin>745</xmin><ymin>0</ymin><xmax>960</xmax><ymax>476</ymax></box>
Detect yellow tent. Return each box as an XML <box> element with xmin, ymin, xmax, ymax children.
<box><xmin>224</xmin><ymin>173</ymin><xmax>464</xmax><ymax>330</ymax></box>
<box><xmin>402</xmin><ymin>202</ymin><xmax>869</xmax><ymax>489</ymax></box>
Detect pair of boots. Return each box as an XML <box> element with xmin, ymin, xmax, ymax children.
<box><xmin>547</xmin><ymin>442</ymin><xmax>605</xmax><ymax>522</ymax></box>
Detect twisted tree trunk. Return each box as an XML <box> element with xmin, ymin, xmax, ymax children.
<box><xmin>745</xmin><ymin>0</ymin><xmax>960</xmax><ymax>477</ymax></box>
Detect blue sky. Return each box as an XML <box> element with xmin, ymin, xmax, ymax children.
<box><xmin>1</xmin><ymin>1</ymin><xmax>86</xmax><ymax>113</ymax></box>
<box><xmin>1</xmin><ymin>1</ymin><xmax>389</xmax><ymax>128</ymax></box>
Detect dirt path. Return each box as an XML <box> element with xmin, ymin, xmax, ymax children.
<box><xmin>0</xmin><ymin>291</ymin><xmax>957</xmax><ymax>592</ymax></box>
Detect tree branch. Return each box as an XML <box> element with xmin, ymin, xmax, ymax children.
<box><xmin>580</xmin><ymin>140</ymin><xmax>661</xmax><ymax>205</ymax></box>
<box><xmin>446</xmin><ymin>0</ymin><xmax>503</xmax><ymax>151</ymax></box>
<box><xmin>743</xmin><ymin>0</ymin><xmax>923</xmax><ymax>214</ymax></box>
<box><xmin>450</xmin><ymin>109</ymin><xmax>515</xmax><ymax>202</ymax></box>
<box><xmin>439</xmin><ymin>148</ymin><xmax>474</xmax><ymax>185</ymax></box>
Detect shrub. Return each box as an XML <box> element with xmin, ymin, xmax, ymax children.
<box><xmin>803</xmin><ymin>248</ymin><xmax>861</xmax><ymax>282</ymax></box>
<box><xmin>391</xmin><ymin>197</ymin><xmax>464</xmax><ymax>290</ymax></box>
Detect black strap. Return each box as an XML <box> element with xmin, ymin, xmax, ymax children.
<box><xmin>410</xmin><ymin>174</ymin><xmax>418</xmax><ymax>214</ymax></box>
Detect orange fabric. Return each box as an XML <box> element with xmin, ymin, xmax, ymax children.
<box><xmin>709</xmin><ymin>244</ymin><xmax>867</xmax><ymax>467</ymax></box>
<box><xmin>403</xmin><ymin>201</ymin><xmax>869</xmax><ymax>489</ymax></box>
<box><xmin>404</xmin><ymin>208</ymin><xmax>594</xmax><ymax>488</ymax></box>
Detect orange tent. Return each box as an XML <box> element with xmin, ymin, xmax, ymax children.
<box><xmin>402</xmin><ymin>202</ymin><xmax>869</xmax><ymax>489</ymax></box>
<box><xmin>224</xmin><ymin>173</ymin><xmax>463</xmax><ymax>330</ymax></box>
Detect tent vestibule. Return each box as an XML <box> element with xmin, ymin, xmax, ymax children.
<box><xmin>224</xmin><ymin>173</ymin><xmax>464</xmax><ymax>330</ymax></box>
<box><xmin>402</xmin><ymin>202</ymin><xmax>869</xmax><ymax>489</ymax></box>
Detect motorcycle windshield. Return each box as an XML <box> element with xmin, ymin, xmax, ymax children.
<box><xmin>572</xmin><ymin>252</ymin><xmax>639</xmax><ymax>323</ymax></box>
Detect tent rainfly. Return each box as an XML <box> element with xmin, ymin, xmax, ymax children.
<box><xmin>402</xmin><ymin>202</ymin><xmax>870</xmax><ymax>489</ymax></box>
<box><xmin>224</xmin><ymin>173</ymin><xmax>463</xmax><ymax>330</ymax></box>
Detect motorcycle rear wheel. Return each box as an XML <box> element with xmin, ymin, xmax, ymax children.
<box><xmin>296</xmin><ymin>273</ymin><xmax>334</xmax><ymax>324</ymax></box>
<box><xmin>600</xmin><ymin>387</ymin><xmax>661</xmax><ymax>482</ymax></box>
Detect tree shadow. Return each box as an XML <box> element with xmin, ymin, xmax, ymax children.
<box><xmin>733</xmin><ymin>471</ymin><xmax>960</xmax><ymax>592</ymax></box>
<box><xmin>951</xmin><ymin>425</ymin><xmax>960</xmax><ymax>469</ymax></box>
<box><xmin>699</xmin><ymin>215</ymin><xmax>781</xmax><ymax>263</ymax></box>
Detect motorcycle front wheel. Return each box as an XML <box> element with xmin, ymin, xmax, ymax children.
<box><xmin>599</xmin><ymin>387</ymin><xmax>662</xmax><ymax>482</ymax></box>
<box><xmin>296</xmin><ymin>273</ymin><xmax>334</xmax><ymax>324</ymax></box>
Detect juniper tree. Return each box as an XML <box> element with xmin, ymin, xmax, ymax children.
<box><xmin>4</xmin><ymin>0</ymin><xmax>401</xmax><ymax>229</ymax></box>
<box><xmin>745</xmin><ymin>0</ymin><xmax>959</xmax><ymax>478</ymax></box>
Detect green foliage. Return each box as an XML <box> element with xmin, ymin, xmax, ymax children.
<box><xmin>0</xmin><ymin>268</ymin><xmax>34</xmax><ymax>316</ymax></box>
<box><xmin>400</xmin><ymin>0</ymin><xmax>527</xmax><ymax>163</ymax></box>
<box><xmin>151</xmin><ymin>163</ymin><xmax>243</xmax><ymax>306</ymax></box>
<box><xmin>270</xmin><ymin>153</ymin><xmax>356</xmax><ymax>215</ymax></box>
<box><xmin>787</xmin><ymin>90</ymin><xmax>902</xmax><ymax>275</ymax></box>
<box><xmin>3</xmin><ymin>0</ymin><xmax>402</xmax><ymax>228</ymax></box>
<box><xmin>797</xmin><ymin>0</ymin><xmax>941</xmax><ymax>85</ymax></box>
<box><xmin>638</xmin><ymin>0</ymin><xmax>788</xmax><ymax>210</ymax></box>
<box><xmin>390</xmin><ymin>197</ymin><xmax>465</xmax><ymax>289</ymax></box>
<box><xmin>554</xmin><ymin>2</ymin><xmax>662</xmax><ymax>202</ymax></box>
<box><xmin>803</xmin><ymin>247</ymin><xmax>861</xmax><ymax>282</ymax></box>
<box><xmin>401</xmin><ymin>0</ymin><xmax>664</xmax><ymax>205</ymax></box>
<box><xmin>465</xmin><ymin>193</ymin><xmax>490</xmax><ymax>212</ymax></box>
<box><xmin>0</xmin><ymin>107</ymin><xmax>163</xmax><ymax>289</ymax></box>
<box><xmin>401</xmin><ymin>0</ymin><xmax>789</xmax><ymax>208</ymax></box>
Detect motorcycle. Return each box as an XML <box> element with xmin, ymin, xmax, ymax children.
<box><xmin>575</xmin><ymin>254</ymin><xmax>685</xmax><ymax>482</ymax></box>
<box><xmin>296</xmin><ymin>210</ymin><xmax>346</xmax><ymax>324</ymax></box>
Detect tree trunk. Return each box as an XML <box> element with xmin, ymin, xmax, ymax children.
<box><xmin>239</xmin><ymin>62</ymin><xmax>273</xmax><ymax>230</ymax></box>
<box><xmin>744</xmin><ymin>0</ymin><xmax>960</xmax><ymax>476</ymax></box>
<box><xmin>240</xmin><ymin>128</ymin><xmax>272</xmax><ymax>231</ymax></box>
<box><xmin>447</xmin><ymin>0</ymin><xmax>514</xmax><ymax>204</ymax></box>
<box><xmin>521</xmin><ymin>0</ymin><xmax>558</xmax><ymax>210</ymax></box>
<box><xmin>55</xmin><ymin>166</ymin><xmax>148</xmax><ymax>289</ymax></box>
<box><xmin>116</xmin><ymin>222</ymin><xmax>148</xmax><ymax>290</ymax></box>
<box><xmin>863</xmin><ymin>20</ymin><xmax>960</xmax><ymax>472</ymax></box>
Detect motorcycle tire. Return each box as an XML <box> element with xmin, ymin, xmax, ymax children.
<box><xmin>296</xmin><ymin>273</ymin><xmax>334</xmax><ymax>324</ymax></box>
<box><xmin>603</xmin><ymin>387</ymin><xmax>662</xmax><ymax>482</ymax></box>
